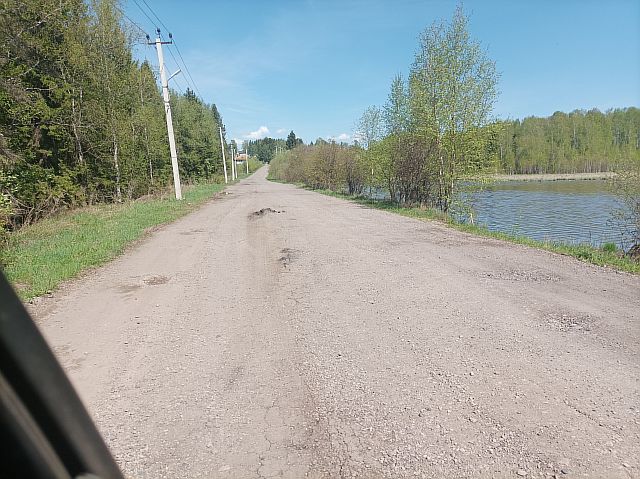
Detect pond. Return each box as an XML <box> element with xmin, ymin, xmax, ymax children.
<box><xmin>460</xmin><ymin>180</ymin><xmax>631</xmax><ymax>250</ymax></box>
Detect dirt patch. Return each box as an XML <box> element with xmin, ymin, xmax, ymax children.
<box><xmin>542</xmin><ymin>311</ymin><xmax>597</xmax><ymax>332</ymax></box>
<box><xmin>115</xmin><ymin>283</ymin><xmax>142</xmax><ymax>294</ymax></box>
<box><xmin>249</xmin><ymin>207</ymin><xmax>284</xmax><ymax>219</ymax></box>
<box><xmin>278</xmin><ymin>248</ymin><xmax>299</xmax><ymax>268</ymax></box>
<box><xmin>179</xmin><ymin>229</ymin><xmax>205</xmax><ymax>236</ymax></box>
<box><xmin>481</xmin><ymin>269</ymin><xmax>560</xmax><ymax>282</ymax></box>
<box><xmin>143</xmin><ymin>274</ymin><xmax>169</xmax><ymax>286</ymax></box>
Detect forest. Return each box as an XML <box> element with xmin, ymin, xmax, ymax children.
<box><xmin>495</xmin><ymin>108</ymin><xmax>640</xmax><ymax>174</ymax></box>
<box><xmin>0</xmin><ymin>0</ymin><xmax>228</xmax><ymax>232</ymax></box>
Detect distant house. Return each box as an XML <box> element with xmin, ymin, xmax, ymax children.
<box><xmin>235</xmin><ymin>153</ymin><xmax>248</xmax><ymax>161</ymax></box>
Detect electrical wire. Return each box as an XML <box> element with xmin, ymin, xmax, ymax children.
<box><xmin>114</xmin><ymin>5</ymin><xmax>149</xmax><ymax>37</ymax></box>
<box><xmin>171</xmin><ymin>41</ymin><xmax>204</xmax><ymax>100</ymax></box>
<box><xmin>130</xmin><ymin>0</ymin><xmax>158</xmax><ymax>31</ymax></box>
<box><xmin>127</xmin><ymin>0</ymin><xmax>206</xmax><ymax>101</ymax></box>
<box><xmin>139</xmin><ymin>0</ymin><xmax>171</xmax><ymax>33</ymax></box>
<box><xmin>166</xmin><ymin>46</ymin><xmax>197</xmax><ymax>94</ymax></box>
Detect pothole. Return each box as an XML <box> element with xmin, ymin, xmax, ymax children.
<box><xmin>278</xmin><ymin>248</ymin><xmax>299</xmax><ymax>268</ymax></box>
<box><xmin>143</xmin><ymin>274</ymin><xmax>169</xmax><ymax>286</ymax></box>
<box><xmin>249</xmin><ymin>207</ymin><xmax>284</xmax><ymax>219</ymax></box>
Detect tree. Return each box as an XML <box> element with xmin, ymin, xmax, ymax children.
<box><xmin>0</xmin><ymin>0</ymin><xmax>227</xmax><ymax>232</ymax></box>
<box><xmin>384</xmin><ymin>74</ymin><xmax>409</xmax><ymax>135</ymax></box>
<box><xmin>286</xmin><ymin>131</ymin><xmax>298</xmax><ymax>150</ymax></box>
<box><xmin>354</xmin><ymin>106</ymin><xmax>383</xmax><ymax>149</ymax></box>
<box><xmin>409</xmin><ymin>5</ymin><xmax>499</xmax><ymax>212</ymax></box>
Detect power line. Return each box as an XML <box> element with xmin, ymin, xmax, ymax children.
<box><xmin>171</xmin><ymin>40</ymin><xmax>204</xmax><ymax>100</ymax></box>
<box><xmin>114</xmin><ymin>5</ymin><xmax>149</xmax><ymax>37</ymax></box>
<box><xmin>130</xmin><ymin>0</ymin><xmax>205</xmax><ymax>101</ymax></box>
<box><xmin>128</xmin><ymin>0</ymin><xmax>206</xmax><ymax>102</ymax></box>
<box><xmin>166</xmin><ymin>45</ymin><xmax>196</xmax><ymax>93</ymax></box>
<box><xmin>139</xmin><ymin>0</ymin><xmax>171</xmax><ymax>33</ymax></box>
<box><xmin>130</xmin><ymin>0</ymin><xmax>158</xmax><ymax>30</ymax></box>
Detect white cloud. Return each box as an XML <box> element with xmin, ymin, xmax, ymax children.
<box><xmin>326</xmin><ymin>133</ymin><xmax>352</xmax><ymax>143</ymax></box>
<box><xmin>276</xmin><ymin>128</ymin><xmax>287</xmax><ymax>135</ymax></box>
<box><xmin>244</xmin><ymin>126</ymin><xmax>270</xmax><ymax>140</ymax></box>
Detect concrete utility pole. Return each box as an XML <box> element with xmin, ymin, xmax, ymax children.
<box><xmin>149</xmin><ymin>30</ymin><xmax>182</xmax><ymax>200</ymax></box>
<box><xmin>219</xmin><ymin>127</ymin><xmax>228</xmax><ymax>183</ymax></box>
<box><xmin>231</xmin><ymin>147</ymin><xmax>236</xmax><ymax>180</ymax></box>
<box><xmin>245</xmin><ymin>149</ymin><xmax>249</xmax><ymax>175</ymax></box>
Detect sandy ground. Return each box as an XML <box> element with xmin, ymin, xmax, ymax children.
<box><xmin>34</xmin><ymin>167</ymin><xmax>639</xmax><ymax>478</ymax></box>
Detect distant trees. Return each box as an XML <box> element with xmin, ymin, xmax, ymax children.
<box><xmin>0</xmin><ymin>0</ymin><xmax>227</xmax><ymax>231</ymax></box>
<box><xmin>493</xmin><ymin>108</ymin><xmax>640</xmax><ymax>174</ymax></box>
<box><xmin>285</xmin><ymin>130</ymin><xmax>303</xmax><ymax>150</ymax></box>
<box><xmin>246</xmin><ymin>137</ymin><xmax>286</xmax><ymax>163</ymax></box>
<box><xmin>269</xmin><ymin>142</ymin><xmax>365</xmax><ymax>194</ymax></box>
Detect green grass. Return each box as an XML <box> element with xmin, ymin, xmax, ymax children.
<box><xmin>1</xmin><ymin>181</ymin><xmax>230</xmax><ymax>299</ymax></box>
<box><xmin>300</xmin><ymin>186</ymin><xmax>640</xmax><ymax>275</ymax></box>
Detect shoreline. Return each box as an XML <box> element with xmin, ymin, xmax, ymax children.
<box><xmin>491</xmin><ymin>172</ymin><xmax>616</xmax><ymax>182</ymax></box>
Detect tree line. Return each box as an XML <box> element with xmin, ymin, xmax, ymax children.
<box><xmin>0</xmin><ymin>0</ymin><xmax>228</xmax><ymax>232</ymax></box>
<box><xmin>246</xmin><ymin>131</ymin><xmax>303</xmax><ymax>163</ymax></box>
<box><xmin>495</xmin><ymin>108</ymin><xmax>640</xmax><ymax>174</ymax></box>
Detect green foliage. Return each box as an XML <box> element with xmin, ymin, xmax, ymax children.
<box><xmin>493</xmin><ymin>108</ymin><xmax>640</xmax><ymax>174</ymax></box>
<box><xmin>0</xmin><ymin>0</ymin><xmax>227</xmax><ymax>232</ymax></box>
<box><xmin>1</xmin><ymin>182</ymin><xmax>226</xmax><ymax>299</ymax></box>
<box><xmin>332</xmin><ymin>6</ymin><xmax>498</xmax><ymax>212</ymax></box>
<box><xmin>285</xmin><ymin>130</ymin><xmax>303</xmax><ymax>150</ymax></box>
<box><xmin>612</xmin><ymin>150</ymin><xmax>640</xmax><ymax>249</ymax></box>
<box><xmin>247</xmin><ymin>157</ymin><xmax>263</xmax><ymax>173</ymax></box>
<box><xmin>172</xmin><ymin>88</ymin><xmax>225</xmax><ymax>182</ymax></box>
<box><xmin>269</xmin><ymin>142</ymin><xmax>365</xmax><ymax>194</ymax></box>
<box><xmin>246</xmin><ymin>137</ymin><xmax>286</xmax><ymax>163</ymax></box>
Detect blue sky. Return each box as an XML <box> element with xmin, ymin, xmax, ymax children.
<box><xmin>125</xmin><ymin>0</ymin><xmax>640</xmax><ymax>148</ymax></box>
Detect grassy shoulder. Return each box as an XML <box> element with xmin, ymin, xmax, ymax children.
<box><xmin>297</xmin><ymin>185</ymin><xmax>640</xmax><ymax>275</ymax></box>
<box><xmin>0</xmin><ymin>174</ymin><xmax>252</xmax><ymax>300</ymax></box>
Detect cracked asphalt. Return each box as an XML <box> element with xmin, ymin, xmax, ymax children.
<box><xmin>35</xmin><ymin>167</ymin><xmax>640</xmax><ymax>478</ymax></box>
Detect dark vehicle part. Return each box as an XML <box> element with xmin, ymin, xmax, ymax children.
<box><xmin>0</xmin><ymin>271</ymin><xmax>123</xmax><ymax>479</ymax></box>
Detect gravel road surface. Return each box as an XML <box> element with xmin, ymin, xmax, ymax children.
<box><xmin>35</xmin><ymin>167</ymin><xmax>640</xmax><ymax>478</ymax></box>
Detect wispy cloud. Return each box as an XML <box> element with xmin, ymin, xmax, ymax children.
<box><xmin>276</xmin><ymin>128</ymin><xmax>287</xmax><ymax>135</ymax></box>
<box><xmin>244</xmin><ymin>125</ymin><xmax>270</xmax><ymax>140</ymax></box>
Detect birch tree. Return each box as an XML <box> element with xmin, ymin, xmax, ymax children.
<box><xmin>409</xmin><ymin>6</ymin><xmax>499</xmax><ymax>212</ymax></box>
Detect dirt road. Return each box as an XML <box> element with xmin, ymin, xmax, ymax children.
<box><xmin>35</xmin><ymin>167</ymin><xmax>640</xmax><ymax>478</ymax></box>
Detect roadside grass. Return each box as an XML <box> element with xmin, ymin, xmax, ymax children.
<box><xmin>0</xmin><ymin>181</ymin><xmax>233</xmax><ymax>300</ymax></box>
<box><xmin>300</xmin><ymin>186</ymin><xmax>640</xmax><ymax>275</ymax></box>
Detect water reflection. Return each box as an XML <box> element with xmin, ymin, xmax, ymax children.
<box><xmin>462</xmin><ymin>180</ymin><xmax>630</xmax><ymax>249</ymax></box>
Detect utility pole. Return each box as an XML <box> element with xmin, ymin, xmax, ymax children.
<box><xmin>219</xmin><ymin>127</ymin><xmax>228</xmax><ymax>183</ymax></box>
<box><xmin>245</xmin><ymin>148</ymin><xmax>249</xmax><ymax>174</ymax></box>
<box><xmin>231</xmin><ymin>146</ymin><xmax>236</xmax><ymax>180</ymax></box>
<box><xmin>148</xmin><ymin>29</ymin><xmax>182</xmax><ymax>200</ymax></box>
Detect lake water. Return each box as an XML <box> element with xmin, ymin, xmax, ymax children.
<box><xmin>461</xmin><ymin>180</ymin><xmax>630</xmax><ymax>249</ymax></box>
